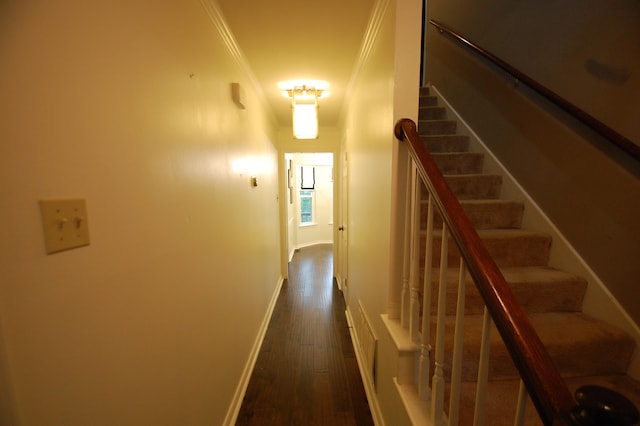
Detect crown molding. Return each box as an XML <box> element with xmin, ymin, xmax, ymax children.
<box><xmin>199</xmin><ymin>0</ymin><xmax>277</xmax><ymax>126</ymax></box>
<box><xmin>339</xmin><ymin>0</ymin><xmax>391</xmax><ymax>125</ymax></box>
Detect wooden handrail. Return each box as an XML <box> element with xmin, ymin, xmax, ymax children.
<box><xmin>394</xmin><ymin>118</ymin><xmax>577</xmax><ymax>425</ymax></box>
<box><xmin>429</xmin><ymin>19</ymin><xmax>640</xmax><ymax>163</ymax></box>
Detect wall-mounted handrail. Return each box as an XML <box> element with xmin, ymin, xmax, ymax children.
<box><xmin>394</xmin><ymin>118</ymin><xmax>577</xmax><ymax>424</ymax></box>
<box><xmin>429</xmin><ymin>19</ymin><xmax>640</xmax><ymax>163</ymax></box>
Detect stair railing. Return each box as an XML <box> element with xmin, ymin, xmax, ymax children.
<box><xmin>394</xmin><ymin>118</ymin><xmax>639</xmax><ymax>426</ymax></box>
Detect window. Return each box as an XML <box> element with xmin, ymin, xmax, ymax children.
<box><xmin>300</xmin><ymin>189</ymin><xmax>314</xmax><ymax>224</ymax></box>
<box><xmin>299</xmin><ymin>166</ymin><xmax>316</xmax><ymax>225</ymax></box>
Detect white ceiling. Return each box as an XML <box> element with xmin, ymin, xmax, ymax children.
<box><xmin>216</xmin><ymin>0</ymin><xmax>375</xmax><ymax>128</ymax></box>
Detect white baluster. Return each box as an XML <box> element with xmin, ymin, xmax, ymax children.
<box><xmin>419</xmin><ymin>193</ymin><xmax>435</xmax><ymax>400</ymax></box>
<box><xmin>514</xmin><ymin>380</ymin><xmax>528</xmax><ymax>426</ymax></box>
<box><xmin>409</xmin><ymin>167</ymin><xmax>422</xmax><ymax>343</ymax></box>
<box><xmin>448</xmin><ymin>262</ymin><xmax>468</xmax><ymax>425</ymax></box>
<box><xmin>400</xmin><ymin>158</ymin><xmax>414</xmax><ymax>328</ymax></box>
<box><xmin>431</xmin><ymin>225</ymin><xmax>449</xmax><ymax>426</ymax></box>
<box><xmin>473</xmin><ymin>307</ymin><xmax>492</xmax><ymax>426</ymax></box>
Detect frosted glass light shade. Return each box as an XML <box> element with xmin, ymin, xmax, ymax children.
<box><xmin>293</xmin><ymin>102</ymin><xmax>318</xmax><ymax>139</ymax></box>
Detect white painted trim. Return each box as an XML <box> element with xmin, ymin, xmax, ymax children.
<box><xmin>345</xmin><ymin>306</ymin><xmax>385</xmax><ymax>426</ymax></box>
<box><xmin>223</xmin><ymin>276</ymin><xmax>285</xmax><ymax>426</ymax></box>
<box><xmin>339</xmin><ymin>0</ymin><xmax>391</xmax><ymax>126</ymax></box>
<box><xmin>394</xmin><ymin>378</ymin><xmax>433</xmax><ymax>426</ymax></box>
<box><xmin>335</xmin><ymin>273</ymin><xmax>344</xmax><ymax>291</ymax></box>
<box><xmin>430</xmin><ymin>84</ymin><xmax>640</xmax><ymax>380</ymax></box>
<box><xmin>381</xmin><ymin>314</ymin><xmax>418</xmax><ymax>353</ymax></box>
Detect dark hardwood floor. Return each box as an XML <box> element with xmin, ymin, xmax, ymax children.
<box><xmin>236</xmin><ymin>244</ymin><xmax>374</xmax><ymax>426</ymax></box>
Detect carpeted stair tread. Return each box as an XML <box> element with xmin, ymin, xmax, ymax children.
<box><xmin>446</xmin><ymin>374</ymin><xmax>640</xmax><ymax>426</ymax></box>
<box><xmin>424</xmin><ymin>199</ymin><xmax>524</xmax><ymax>229</ymax></box>
<box><xmin>432</xmin><ymin>312</ymin><xmax>634</xmax><ymax>382</ymax></box>
<box><xmin>444</xmin><ymin>174</ymin><xmax>502</xmax><ymax>199</ymax></box>
<box><xmin>431</xmin><ymin>152</ymin><xmax>484</xmax><ymax>174</ymax></box>
<box><xmin>427</xmin><ymin>229</ymin><xmax>552</xmax><ymax>267</ymax></box>
<box><xmin>426</xmin><ymin>266</ymin><xmax>587</xmax><ymax>315</ymax></box>
<box><xmin>419</xmin><ymin>119</ymin><xmax>457</xmax><ymax>135</ymax></box>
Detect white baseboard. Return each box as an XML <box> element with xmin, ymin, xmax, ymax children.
<box><xmin>346</xmin><ymin>306</ymin><xmax>385</xmax><ymax>426</ymax></box>
<box><xmin>223</xmin><ymin>276</ymin><xmax>284</xmax><ymax>426</ymax></box>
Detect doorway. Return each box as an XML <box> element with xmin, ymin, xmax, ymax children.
<box><xmin>278</xmin><ymin>147</ymin><xmax>348</xmax><ymax>305</ymax></box>
<box><xmin>284</xmin><ymin>152</ymin><xmax>334</xmax><ymax>261</ymax></box>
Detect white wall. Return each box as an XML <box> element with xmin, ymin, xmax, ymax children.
<box><xmin>0</xmin><ymin>1</ymin><xmax>281</xmax><ymax>425</ymax></box>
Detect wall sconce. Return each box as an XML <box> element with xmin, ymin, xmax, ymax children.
<box><xmin>287</xmin><ymin>85</ymin><xmax>322</xmax><ymax>139</ymax></box>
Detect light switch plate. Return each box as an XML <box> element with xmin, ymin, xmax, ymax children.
<box><xmin>39</xmin><ymin>198</ymin><xmax>90</xmax><ymax>254</ymax></box>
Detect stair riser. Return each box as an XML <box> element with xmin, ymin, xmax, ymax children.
<box><xmin>421</xmin><ymin>201</ymin><xmax>525</xmax><ymax>230</ymax></box>
<box><xmin>444</xmin><ymin>175</ymin><xmax>502</xmax><ymax>200</ymax></box>
<box><xmin>432</xmin><ymin>152</ymin><xmax>484</xmax><ymax>175</ymax></box>
<box><xmin>419</xmin><ymin>106</ymin><xmax>447</xmax><ymax>120</ymax></box>
<box><xmin>424</xmin><ymin>135</ymin><xmax>470</xmax><ymax>153</ymax></box>
<box><xmin>419</xmin><ymin>120</ymin><xmax>457</xmax><ymax>135</ymax></box>
<box><xmin>419</xmin><ymin>272</ymin><xmax>587</xmax><ymax>315</ymax></box>
<box><xmin>420</xmin><ymin>94</ymin><xmax>437</xmax><ymax>106</ymax></box>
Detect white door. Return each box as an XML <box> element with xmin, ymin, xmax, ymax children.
<box><xmin>338</xmin><ymin>149</ymin><xmax>349</xmax><ymax>304</ymax></box>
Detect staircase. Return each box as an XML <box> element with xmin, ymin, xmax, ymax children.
<box><xmin>415</xmin><ymin>86</ymin><xmax>640</xmax><ymax>425</ymax></box>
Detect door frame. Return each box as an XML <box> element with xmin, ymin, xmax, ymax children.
<box><xmin>278</xmin><ymin>147</ymin><xmax>340</xmax><ymax>281</ymax></box>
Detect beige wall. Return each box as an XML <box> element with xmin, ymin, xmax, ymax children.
<box><xmin>425</xmin><ymin>9</ymin><xmax>640</xmax><ymax>324</ymax></box>
<box><xmin>0</xmin><ymin>1</ymin><xmax>281</xmax><ymax>424</ymax></box>
<box><xmin>342</xmin><ymin>3</ymin><xmax>397</xmax><ymax>423</ymax></box>
<box><xmin>428</xmin><ymin>0</ymin><xmax>640</xmax><ymax>145</ymax></box>
<box><xmin>341</xmin><ymin>0</ymin><xmax>421</xmax><ymax>424</ymax></box>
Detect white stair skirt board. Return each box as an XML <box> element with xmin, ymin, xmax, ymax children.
<box><xmin>346</xmin><ymin>304</ymin><xmax>385</xmax><ymax>426</ymax></box>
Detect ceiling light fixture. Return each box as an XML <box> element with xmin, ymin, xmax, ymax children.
<box><xmin>286</xmin><ymin>85</ymin><xmax>324</xmax><ymax>139</ymax></box>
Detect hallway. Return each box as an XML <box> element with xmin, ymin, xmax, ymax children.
<box><xmin>236</xmin><ymin>244</ymin><xmax>374</xmax><ymax>425</ymax></box>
